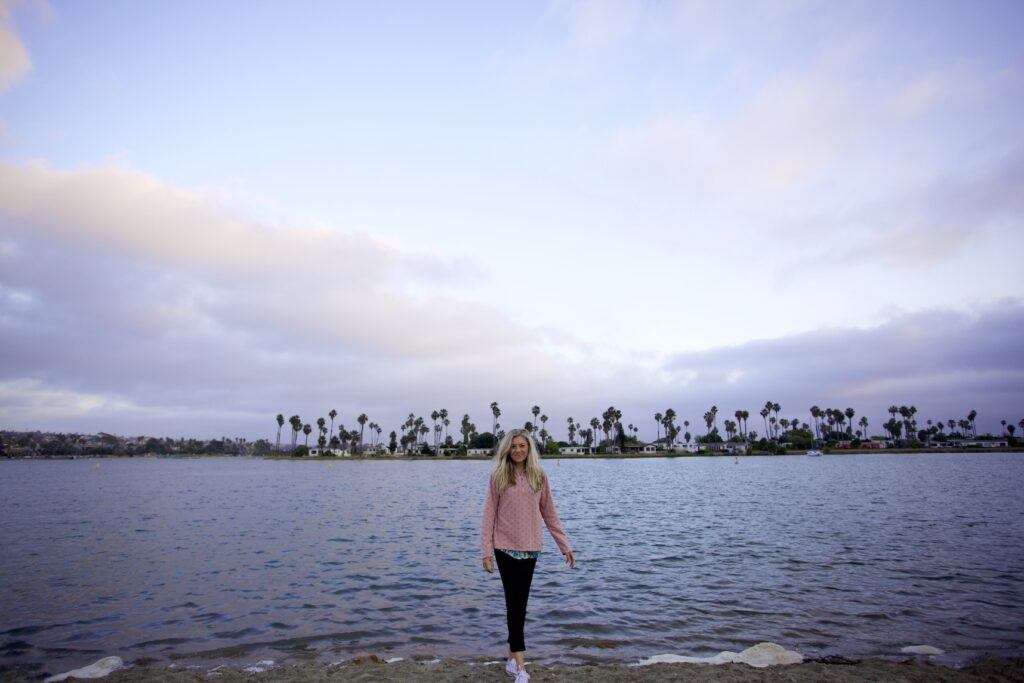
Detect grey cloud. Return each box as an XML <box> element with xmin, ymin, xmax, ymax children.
<box><xmin>657</xmin><ymin>301</ymin><xmax>1024</xmax><ymax>434</ymax></box>
<box><xmin>0</xmin><ymin>162</ymin><xmax>593</xmax><ymax>438</ymax></box>
<box><xmin>783</xmin><ymin>148</ymin><xmax>1024</xmax><ymax>272</ymax></box>
<box><xmin>2</xmin><ymin>162</ymin><xmax>1021</xmax><ymax>441</ymax></box>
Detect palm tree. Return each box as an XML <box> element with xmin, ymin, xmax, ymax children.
<box><xmin>440</xmin><ymin>408</ymin><xmax>449</xmax><ymax>442</ymax></box>
<box><xmin>413</xmin><ymin>416</ymin><xmax>424</xmax><ymax>446</ymax></box>
<box><xmin>568</xmin><ymin>418</ymin><xmax>577</xmax><ymax>445</ymax></box>
<box><xmin>1001</xmin><ymin>419</ymin><xmax>1007</xmax><ymax>435</ymax></box>
<box><xmin>430</xmin><ymin>410</ymin><xmax>440</xmax><ymax>450</ymax></box>
<box><xmin>809</xmin><ymin>406</ymin><xmax>821</xmax><ymax>439</ymax></box>
<box><xmin>859</xmin><ymin>416</ymin><xmax>868</xmax><ymax>439</ymax></box>
<box><xmin>898</xmin><ymin>406</ymin><xmax>911</xmax><ymax>441</ymax></box>
<box><xmin>845</xmin><ymin>408</ymin><xmax>855</xmax><ymax>435</ymax></box>
<box><xmin>654</xmin><ymin>412</ymin><xmax>663</xmax><ymax>442</ymax></box>
<box><xmin>302</xmin><ymin>424</ymin><xmax>312</xmax><ymax>447</ymax></box>
<box><xmin>357</xmin><ymin>413</ymin><xmax>368</xmax><ymax>453</ymax></box>
<box><xmin>540</xmin><ymin>414</ymin><xmax>548</xmax><ymax>446</ymax></box>
<box><xmin>663</xmin><ymin>409</ymin><xmax>677</xmax><ymax>448</ymax></box>
<box><xmin>289</xmin><ymin>415</ymin><xmax>302</xmax><ymax>448</ymax></box>
<box><xmin>590</xmin><ymin>417</ymin><xmax>600</xmax><ymax>446</ymax></box>
<box><xmin>760</xmin><ymin>408</ymin><xmax>770</xmax><ymax>439</ymax></box>
<box><xmin>532</xmin><ymin>405</ymin><xmax>540</xmax><ymax>428</ymax></box>
<box><xmin>968</xmin><ymin>410</ymin><xmax>978</xmax><ymax>437</ymax></box>
<box><xmin>275</xmin><ymin>414</ymin><xmax>285</xmax><ymax>451</ymax></box>
<box><xmin>328</xmin><ymin>409</ymin><xmax>337</xmax><ymax>440</ymax></box>
<box><xmin>490</xmin><ymin>402</ymin><xmax>501</xmax><ymax>443</ymax></box>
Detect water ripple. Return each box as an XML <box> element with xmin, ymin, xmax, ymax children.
<box><xmin>1</xmin><ymin>454</ymin><xmax>1022</xmax><ymax>673</ymax></box>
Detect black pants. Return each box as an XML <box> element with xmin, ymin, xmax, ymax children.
<box><xmin>494</xmin><ymin>550</ymin><xmax>537</xmax><ymax>652</ymax></box>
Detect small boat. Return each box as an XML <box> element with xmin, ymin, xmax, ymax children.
<box><xmin>806</xmin><ymin>449</ymin><xmax>822</xmax><ymax>457</ymax></box>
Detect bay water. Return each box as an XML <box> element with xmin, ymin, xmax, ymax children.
<box><xmin>1</xmin><ymin>453</ymin><xmax>1021</xmax><ymax>675</ymax></box>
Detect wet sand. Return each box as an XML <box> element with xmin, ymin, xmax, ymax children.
<box><xmin>6</xmin><ymin>656</ymin><xmax>1023</xmax><ymax>683</ymax></box>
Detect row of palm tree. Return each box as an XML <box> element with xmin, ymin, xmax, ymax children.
<box><xmin>275</xmin><ymin>412</ymin><xmax>383</xmax><ymax>453</ymax></box>
<box><xmin>274</xmin><ymin>403</ymin><xmax>1022</xmax><ymax>454</ymax></box>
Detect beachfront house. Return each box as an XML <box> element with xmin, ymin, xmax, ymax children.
<box><xmin>467</xmin><ymin>448</ymin><xmax>493</xmax><ymax>456</ymax></box>
<box><xmin>670</xmin><ymin>443</ymin><xmax>699</xmax><ymax>454</ymax></box>
<box><xmin>697</xmin><ymin>441</ymin><xmax>749</xmax><ymax>454</ymax></box>
<box><xmin>308</xmin><ymin>447</ymin><xmax>350</xmax><ymax>457</ymax></box>
<box><xmin>623</xmin><ymin>442</ymin><xmax>659</xmax><ymax>454</ymax></box>
<box><xmin>559</xmin><ymin>445</ymin><xmax>597</xmax><ymax>455</ymax></box>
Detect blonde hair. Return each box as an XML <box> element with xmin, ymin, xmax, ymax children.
<box><xmin>492</xmin><ymin>428</ymin><xmax>545</xmax><ymax>494</ymax></box>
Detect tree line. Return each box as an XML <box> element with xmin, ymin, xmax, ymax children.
<box><xmin>274</xmin><ymin>402</ymin><xmax>1023</xmax><ymax>456</ymax></box>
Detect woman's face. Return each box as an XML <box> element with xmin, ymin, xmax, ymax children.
<box><xmin>510</xmin><ymin>435</ymin><xmax>529</xmax><ymax>466</ymax></box>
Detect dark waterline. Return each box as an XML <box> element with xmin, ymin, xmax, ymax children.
<box><xmin>1</xmin><ymin>454</ymin><xmax>1022</xmax><ymax>676</ymax></box>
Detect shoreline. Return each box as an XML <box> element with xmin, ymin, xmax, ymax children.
<box><xmin>7</xmin><ymin>655</ymin><xmax>1023</xmax><ymax>683</ymax></box>
<box><xmin>5</xmin><ymin>447</ymin><xmax>1023</xmax><ymax>461</ymax></box>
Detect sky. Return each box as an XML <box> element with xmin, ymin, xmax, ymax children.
<box><xmin>1</xmin><ymin>0</ymin><xmax>1022</xmax><ymax>441</ymax></box>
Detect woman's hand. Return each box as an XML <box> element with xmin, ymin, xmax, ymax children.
<box><xmin>482</xmin><ymin>556</ymin><xmax>493</xmax><ymax>574</ymax></box>
<box><xmin>564</xmin><ymin>551</ymin><xmax>576</xmax><ymax>569</ymax></box>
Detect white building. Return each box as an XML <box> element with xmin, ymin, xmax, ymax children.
<box><xmin>559</xmin><ymin>446</ymin><xmax>597</xmax><ymax>455</ymax></box>
<box><xmin>308</xmin><ymin>447</ymin><xmax>350</xmax><ymax>457</ymax></box>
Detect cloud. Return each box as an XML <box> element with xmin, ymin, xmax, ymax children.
<box><xmin>781</xmin><ymin>147</ymin><xmax>1024</xmax><ymax>271</ymax></box>
<box><xmin>2</xmin><ymin>158</ymin><xmax>1020</xmax><ymax>443</ymax></box>
<box><xmin>659</xmin><ymin>301</ymin><xmax>1024</xmax><ymax>434</ymax></box>
<box><xmin>0</xmin><ymin>162</ymin><xmax>477</xmax><ymax>286</ymax></box>
<box><xmin>0</xmin><ymin>160</ymin><xmax>612</xmax><ymax>436</ymax></box>
<box><xmin>0</xmin><ymin>0</ymin><xmax>31</xmax><ymax>93</ymax></box>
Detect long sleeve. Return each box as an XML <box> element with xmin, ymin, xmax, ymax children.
<box><xmin>480</xmin><ymin>473</ymin><xmax>498</xmax><ymax>559</ymax></box>
<box><xmin>539</xmin><ymin>477</ymin><xmax>572</xmax><ymax>555</ymax></box>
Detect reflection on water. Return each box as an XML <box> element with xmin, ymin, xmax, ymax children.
<box><xmin>1</xmin><ymin>454</ymin><xmax>1022</xmax><ymax>673</ymax></box>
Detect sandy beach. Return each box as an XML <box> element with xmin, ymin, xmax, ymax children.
<box><xmin>3</xmin><ymin>656</ymin><xmax>1021</xmax><ymax>683</ymax></box>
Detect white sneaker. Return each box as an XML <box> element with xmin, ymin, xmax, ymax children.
<box><xmin>514</xmin><ymin>669</ymin><xmax>530</xmax><ymax>683</ymax></box>
<box><xmin>505</xmin><ymin>658</ymin><xmax>518</xmax><ymax>678</ymax></box>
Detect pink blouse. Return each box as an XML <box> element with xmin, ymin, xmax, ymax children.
<box><xmin>480</xmin><ymin>469</ymin><xmax>572</xmax><ymax>559</ymax></box>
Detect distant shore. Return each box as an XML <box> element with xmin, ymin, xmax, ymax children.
<box><xmin>11</xmin><ymin>655</ymin><xmax>1023</xmax><ymax>683</ymax></box>
<box><xmin>6</xmin><ymin>447</ymin><xmax>1024</xmax><ymax>461</ymax></box>
<box><xmin>261</xmin><ymin>447</ymin><xmax>1024</xmax><ymax>461</ymax></box>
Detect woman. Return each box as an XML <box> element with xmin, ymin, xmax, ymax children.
<box><xmin>480</xmin><ymin>428</ymin><xmax>576</xmax><ymax>682</ymax></box>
